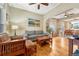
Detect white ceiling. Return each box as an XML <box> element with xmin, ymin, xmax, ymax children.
<box><xmin>54</xmin><ymin>8</ymin><xmax>79</xmax><ymax>19</ymax></box>
<box><xmin>9</xmin><ymin>3</ymin><xmax>59</xmax><ymax>15</ymax></box>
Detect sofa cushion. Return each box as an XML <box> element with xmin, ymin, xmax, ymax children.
<box><xmin>28</xmin><ymin>35</ymin><xmax>37</xmax><ymax>39</ymax></box>
<box><xmin>25</xmin><ymin>40</ymin><xmax>36</xmax><ymax>47</ymax></box>
<box><xmin>73</xmin><ymin>49</ymin><xmax>79</xmax><ymax>56</ymax></box>
<box><xmin>26</xmin><ymin>31</ymin><xmax>35</xmax><ymax>36</ymax></box>
<box><xmin>36</xmin><ymin>31</ymin><xmax>43</xmax><ymax>34</ymax></box>
<box><xmin>11</xmin><ymin>35</ymin><xmax>23</xmax><ymax>40</ymax></box>
<box><xmin>73</xmin><ymin>35</ymin><xmax>79</xmax><ymax>39</ymax></box>
<box><xmin>0</xmin><ymin>33</ymin><xmax>11</xmax><ymax>42</ymax></box>
<box><xmin>24</xmin><ymin>31</ymin><xmax>49</xmax><ymax>41</ymax></box>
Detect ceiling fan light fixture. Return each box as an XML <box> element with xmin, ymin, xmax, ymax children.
<box><xmin>38</xmin><ymin>4</ymin><xmax>40</xmax><ymax>10</ymax></box>
<box><xmin>29</xmin><ymin>3</ymin><xmax>49</xmax><ymax>10</ymax></box>
<box><xmin>64</xmin><ymin>15</ymin><xmax>67</xmax><ymax>17</ymax></box>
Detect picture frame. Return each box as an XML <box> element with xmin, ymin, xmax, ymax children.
<box><xmin>28</xmin><ymin>18</ymin><xmax>40</xmax><ymax>27</ymax></box>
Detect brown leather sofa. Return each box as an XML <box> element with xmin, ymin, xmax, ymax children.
<box><xmin>64</xmin><ymin>30</ymin><xmax>79</xmax><ymax>36</ymax></box>
<box><xmin>0</xmin><ymin>33</ymin><xmax>26</xmax><ymax>56</ymax></box>
<box><xmin>0</xmin><ymin>39</ymin><xmax>26</xmax><ymax>56</ymax></box>
<box><xmin>0</xmin><ymin>33</ymin><xmax>37</xmax><ymax>56</ymax></box>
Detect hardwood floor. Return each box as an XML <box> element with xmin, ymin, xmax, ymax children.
<box><xmin>32</xmin><ymin>44</ymin><xmax>54</xmax><ymax>56</ymax></box>
<box><xmin>31</xmin><ymin>37</ymin><xmax>77</xmax><ymax>56</ymax></box>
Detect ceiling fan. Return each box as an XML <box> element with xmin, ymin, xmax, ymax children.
<box><xmin>29</xmin><ymin>3</ymin><xmax>49</xmax><ymax>10</ymax></box>
<box><xmin>64</xmin><ymin>12</ymin><xmax>74</xmax><ymax>17</ymax></box>
<box><xmin>56</xmin><ymin>8</ymin><xmax>75</xmax><ymax>18</ymax></box>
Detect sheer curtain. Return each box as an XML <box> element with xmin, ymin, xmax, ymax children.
<box><xmin>0</xmin><ymin>8</ymin><xmax>4</xmax><ymax>33</ymax></box>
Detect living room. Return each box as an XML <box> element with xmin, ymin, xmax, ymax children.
<box><xmin>0</xmin><ymin>3</ymin><xmax>79</xmax><ymax>56</ymax></box>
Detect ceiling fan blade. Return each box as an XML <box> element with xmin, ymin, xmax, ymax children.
<box><xmin>38</xmin><ymin>4</ymin><xmax>40</xmax><ymax>10</ymax></box>
<box><xmin>29</xmin><ymin>3</ymin><xmax>36</xmax><ymax>5</ymax></box>
<box><xmin>41</xmin><ymin>3</ymin><xmax>49</xmax><ymax>6</ymax></box>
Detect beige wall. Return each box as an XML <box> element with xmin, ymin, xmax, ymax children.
<box><xmin>6</xmin><ymin>6</ymin><xmax>43</xmax><ymax>35</ymax></box>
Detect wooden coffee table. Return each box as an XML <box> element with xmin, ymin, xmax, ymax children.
<box><xmin>36</xmin><ymin>35</ymin><xmax>52</xmax><ymax>46</ymax></box>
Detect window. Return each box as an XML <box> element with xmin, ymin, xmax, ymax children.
<box><xmin>71</xmin><ymin>20</ymin><xmax>79</xmax><ymax>29</ymax></box>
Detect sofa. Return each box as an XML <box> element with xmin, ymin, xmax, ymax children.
<box><xmin>64</xmin><ymin>30</ymin><xmax>79</xmax><ymax>39</ymax></box>
<box><xmin>24</xmin><ymin>31</ymin><xmax>49</xmax><ymax>41</ymax></box>
<box><xmin>0</xmin><ymin>33</ymin><xmax>37</xmax><ymax>56</ymax></box>
<box><xmin>0</xmin><ymin>33</ymin><xmax>26</xmax><ymax>56</ymax></box>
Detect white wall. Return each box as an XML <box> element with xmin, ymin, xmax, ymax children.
<box><xmin>8</xmin><ymin>7</ymin><xmax>43</xmax><ymax>35</ymax></box>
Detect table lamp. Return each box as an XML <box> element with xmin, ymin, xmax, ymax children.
<box><xmin>12</xmin><ymin>25</ymin><xmax>18</xmax><ymax>36</ymax></box>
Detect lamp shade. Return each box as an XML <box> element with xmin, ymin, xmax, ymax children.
<box><xmin>12</xmin><ymin>25</ymin><xmax>18</xmax><ymax>30</ymax></box>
